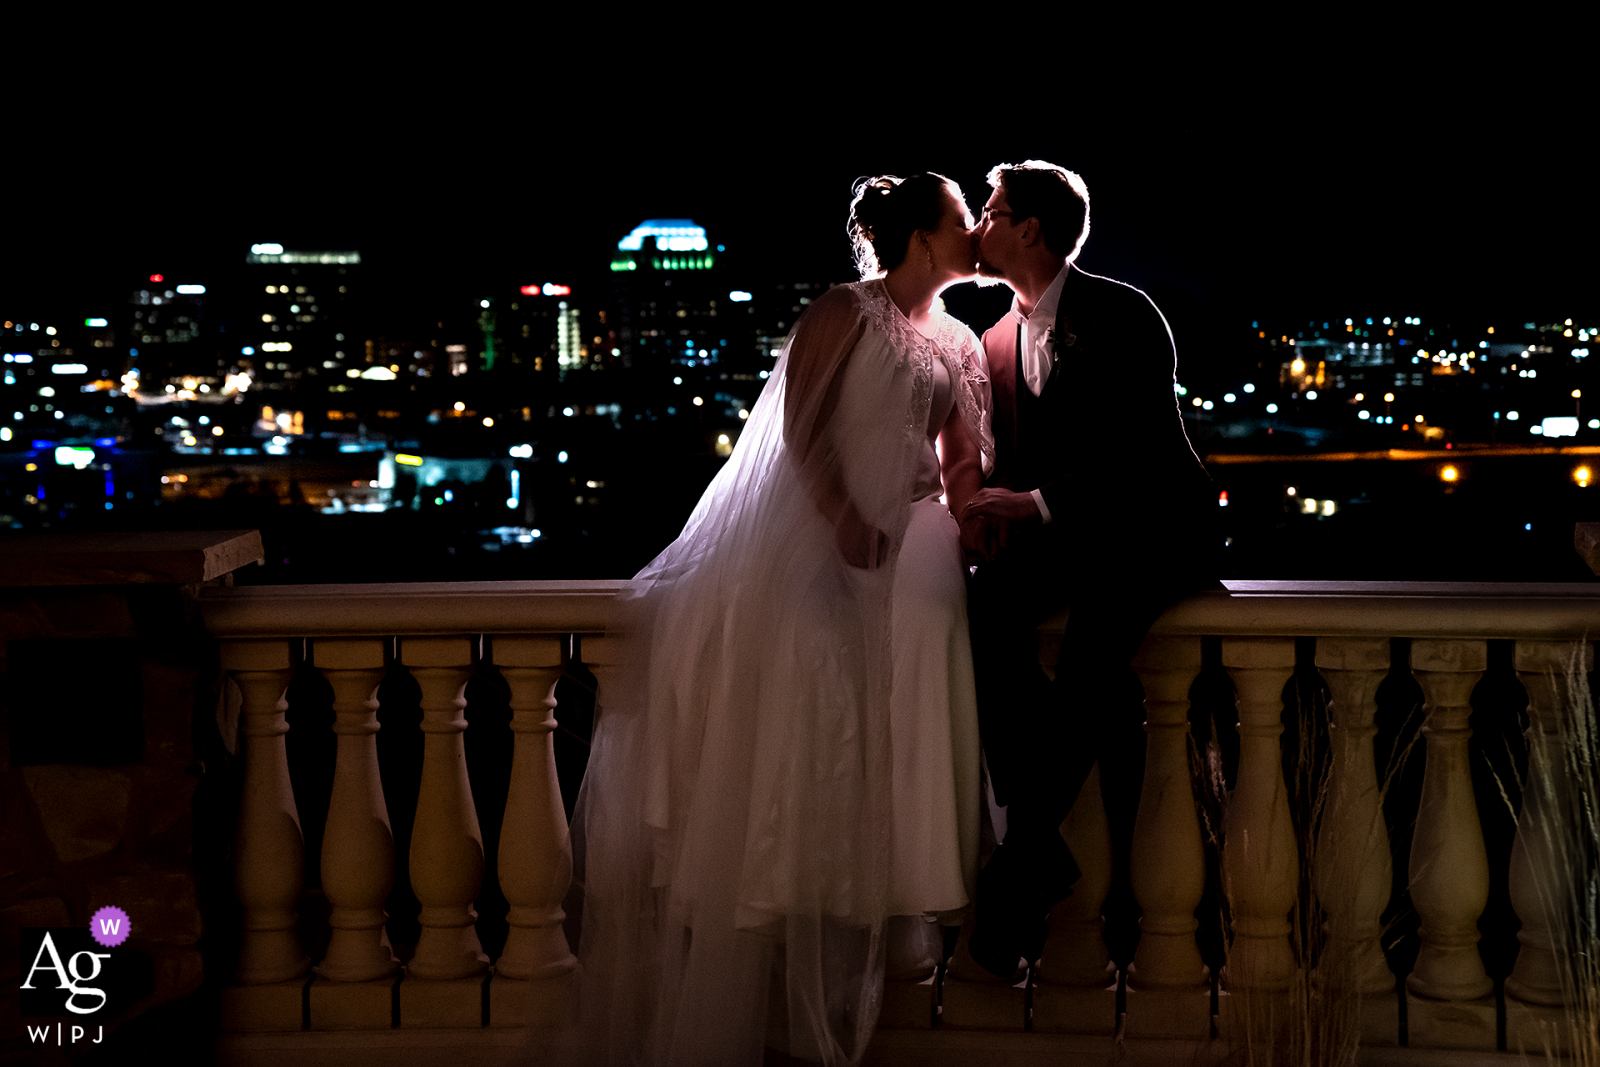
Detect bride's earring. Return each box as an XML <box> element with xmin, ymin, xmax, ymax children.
<box><xmin>923</xmin><ymin>237</ymin><xmax>935</xmax><ymax>273</ymax></box>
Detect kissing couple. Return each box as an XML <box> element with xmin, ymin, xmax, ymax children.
<box><xmin>535</xmin><ymin>160</ymin><xmax>1214</xmax><ymax>1066</ymax></box>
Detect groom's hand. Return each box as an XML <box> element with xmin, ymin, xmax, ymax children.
<box><xmin>964</xmin><ymin>488</ymin><xmax>1041</xmax><ymax>523</ymax></box>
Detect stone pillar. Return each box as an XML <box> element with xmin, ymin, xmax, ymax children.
<box><xmin>1406</xmin><ymin>639</ymin><xmax>1494</xmax><ymax>1049</ymax></box>
<box><xmin>1038</xmin><ymin>761</ymin><xmax>1113</xmax><ymax>986</ymax></box>
<box><xmin>1220</xmin><ymin>638</ymin><xmax>1298</xmax><ymax>993</ymax></box>
<box><xmin>1032</xmin><ymin>764</ymin><xmax>1117</xmax><ymax>1034</ymax></box>
<box><xmin>490</xmin><ymin>634</ymin><xmax>578</xmax><ymax>1029</ymax></box>
<box><xmin>1407</xmin><ymin>639</ymin><xmax>1492</xmax><ymax>1001</ymax></box>
<box><xmin>221</xmin><ymin>639</ymin><xmax>309</xmax><ymax>1033</ymax></box>
<box><xmin>1313</xmin><ymin>637</ymin><xmax>1395</xmax><ymax>994</ymax></box>
<box><xmin>313</xmin><ymin>638</ymin><xmax>398</xmax><ymax>984</ymax></box>
<box><xmin>402</xmin><ymin>636</ymin><xmax>488</xmax><ymax>982</ymax></box>
<box><xmin>1216</xmin><ymin>637</ymin><xmax>1299</xmax><ymax>1052</ymax></box>
<box><xmin>1125</xmin><ymin>635</ymin><xmax>1209</xmax><ymax>1040</ymax></box>
<box><xmin>227</xmin><ymin>639</ymin><xmax>308</xmax><ymax>986</ymax></box>
<box><xmin>1506</xmin><ymin>641</ymin><xmax>1592</xmax><ymax>1008</ymax></box>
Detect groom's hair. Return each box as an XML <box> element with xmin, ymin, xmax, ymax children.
<box><xmin>987</xmin><ymin>161</ymin><xmax>1090</xmax><ymax>261</ymax></box>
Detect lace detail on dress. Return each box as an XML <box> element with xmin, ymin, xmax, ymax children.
<box><xmin>946</xmin><ymin>326</ymin><xmax>996</xmax><ymax>476</ymax></box>
<box><xmin>850</xmin><ymin>279</ymin><xmax>994</xmax><ymax>478</ymax></box>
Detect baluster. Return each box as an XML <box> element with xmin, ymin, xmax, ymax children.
<box><xmin>228</xmin><ymin>639</ymin><xmax>308</xmax><ymax>985</ymax></box>
<box><xmin>1220</xmin><ymin>638</ymin><xmax>1298</xmax><ymax>994</ymax></box>
<box><xmin>313</xmin><ymin>638</ymin><xmax>398</xmax><ymax>984</ymax></box>
<box><xmin>1038</xmin><ymin>762</ymin><xmax>1113</xmax><ymax>985</ymax></box>
<box><xmin>491</xmin><ymin>634</ymin><xmax>578</xmax><ymax>1028</ymax></box>
<box><xmin>221</xmin><ymin>638</ymin><xmax>309</xmax><ymax>1033</ymax></box>
<box><xmin>1506</xmin><ymin>640</ymin><xmax>1592</xmax><ymax>1008</ymax></box>
<box><xmin>1032</xmin><ymin>764</ymin><xmax>1116</xmax><ymax>1033</ymax></box>
<box><xmin>403</xmin><ymin>636</ymin><xmax>488</xmax><ymax>984</ymax></box>
<box><xmin>1124</xmin><ymin>635</ymin><xmax>1209</xmax><ymax>1040</ymax></box>
<box><xmin>1403</xmin><ymin>639</ymin><xmax>1496</xmax><ymax>1049</ymax></box>
<box><xmin>1313</xmin><ymin>637</ymin><xmax>1395</xmax><ymax>994</ymax></box>
<box><xmin>1406</xmin><ymin>639</ymin><xmax>1492</xmax><ymax>1002</ymax></box>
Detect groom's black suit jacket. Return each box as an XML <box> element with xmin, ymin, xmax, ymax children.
<box><xmin>971</xmin><ymin>264</ymin><xmax>1213</xmax><ymax>824</ymax></box>
<box><xmin>980</xmin><ymin>264</ymin><xmax>1212</xmax><ymax>573</ymax></box>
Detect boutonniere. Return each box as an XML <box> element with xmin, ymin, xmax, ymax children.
<box><xmin>1047</xmin><ymin>325</ymin><xmax>1077</xmax><ymax>351</ymax></box>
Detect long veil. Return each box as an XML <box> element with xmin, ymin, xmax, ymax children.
<box><xmin>544</xmin><ymin>281</ymin><xmax>990</xmax><ymax>1066</ymax></box>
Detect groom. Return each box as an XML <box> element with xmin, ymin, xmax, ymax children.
<box><xmin>959</xmin><ymin>160</ymin><xmax>1215</xmax><ymax>976</ymax></box>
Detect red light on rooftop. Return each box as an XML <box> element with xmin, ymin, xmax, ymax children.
<box><xmin>520</xmin><ymin>285</ymin><xmax>539</xmax><ymax>295</ymax></box>
<box><xmin>150</xmin><ymin>274</ymin><xmax>164</xmax><ymax>283</ymax></box>
<box><xmin>1218</xmin><ymin>490</ymin><xmax>1229</xmax><ymax>507</ymax></box>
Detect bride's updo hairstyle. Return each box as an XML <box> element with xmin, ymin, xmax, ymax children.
<box><xmin>847</xmin><ymin>172</ymin><xmax>953</xmax><ymax>279</ymax></box>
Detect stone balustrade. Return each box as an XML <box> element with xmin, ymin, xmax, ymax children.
<box><xmin>201</xmin><ymin>579</ymin><xmax>1600</xmax><ymax>1059</ymax></box>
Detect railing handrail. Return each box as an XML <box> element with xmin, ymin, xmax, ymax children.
<box><xmin>199</xmin><ymin>579</ymin><xmax>636</xmax><ymax>638</ymax></box>
<box><xmin>1146</xmin><ymin>581</ymin><xmax>1600</xmax><ymax>639</ymax></box>
<box><xmin>200</xmin><ymin>577</ymin><xmax>1600</xmax><ymax>642</ymax></box>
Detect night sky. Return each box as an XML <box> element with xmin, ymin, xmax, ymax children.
<box><xmin>10</xmin><ymin>69</ymin><xmax>1591</xmax><ymax>338</ymax></box>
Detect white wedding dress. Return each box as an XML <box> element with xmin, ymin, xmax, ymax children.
<box><xmin>548</xmin><ymin>278</ymin><xmax>991</xmax><ymax>1066</ymax></box>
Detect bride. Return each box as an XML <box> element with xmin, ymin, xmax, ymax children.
<box><xmin>553</xmin><ymin>173</ymin><xmax>992</xmax><ymax>1066</ymax></box>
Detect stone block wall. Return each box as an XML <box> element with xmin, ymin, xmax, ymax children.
<box><xmin>0</xmin><ymin>583</ymin><xmax>229</xmax><ymax>1056</ymax></box>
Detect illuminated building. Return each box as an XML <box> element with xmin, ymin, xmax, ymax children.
<box><xmin>242</xmin><ymin>243</ymin><xmax>360</xmax><ymax>381</ymax></box>
<box><xmin>131</xmin><ymin>280</ymin><xmax>204</xmax><ymax>347</ymax></box>
<box><xmin>124</xmin><ymin>278</ymin><xmax>214</xmax><ymax>388</ymax></box>
<box><xmin>462</xmin><ymin>285</ymin><xmax>591</xmax><ymax>381</ymax></box>
<box><xmin>608</xmin><ymin>219</ymin><xmax>751</xmax><ymax>372</ymax></box>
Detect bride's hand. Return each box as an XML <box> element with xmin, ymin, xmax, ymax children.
<box><xmin>960</xmin><ymin>513</ymin><xmax>1000</xmax><ymax>564</ymax></box>
<box><xmin>835</xmin><ymin>504</ymin><xmax>889</xmax><ymax>569</ymax></box>
<box><xmin>964</xmin><ymin>487</ymin><xmax>1040</xmax><ymax>522</ymax></box>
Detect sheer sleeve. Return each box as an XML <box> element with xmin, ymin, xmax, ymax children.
<box><xmin>947</xmin><ymin>320</ymin><xmax>993</xmax><ymax>480</ymax></box>
<box><xmin>780</xmin><ymin>287</ymin><xmax>889</xmax><ymax>569</ymax></box>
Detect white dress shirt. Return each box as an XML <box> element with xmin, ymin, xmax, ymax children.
<box><xmin>1005</xmin><ymin>261</ymin><xmax>1071</xmax><ymax>397</ymax></box>
<box><xmin>1000</xmin><ymin>262</ymin><xmax>1071</xmax><ymax>523</ymax></box>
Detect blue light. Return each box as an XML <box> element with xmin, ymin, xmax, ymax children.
<box><xmin>242</xmin><ymin>346</ymin><xmax>256</xmax><ymax>356</ymax></box>
<box><xmin>94</xmin><ymin>437</ymin><xmax>116</xmax><ymax>447</ymax></box>
<box><xmin>617</xmin><ymin>219</ymin><xmax>708</xmax><ymax>252</ymax></box>
<box><xmin>443</xmin><ymin>489</ymin><xmax>454</xmax><ymax>502</ymax></box>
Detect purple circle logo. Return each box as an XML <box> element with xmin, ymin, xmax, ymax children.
<box><xmin>89</xmin><ymin>906</ymin><xmax>131</xmax><ymax>948</ymax></box>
